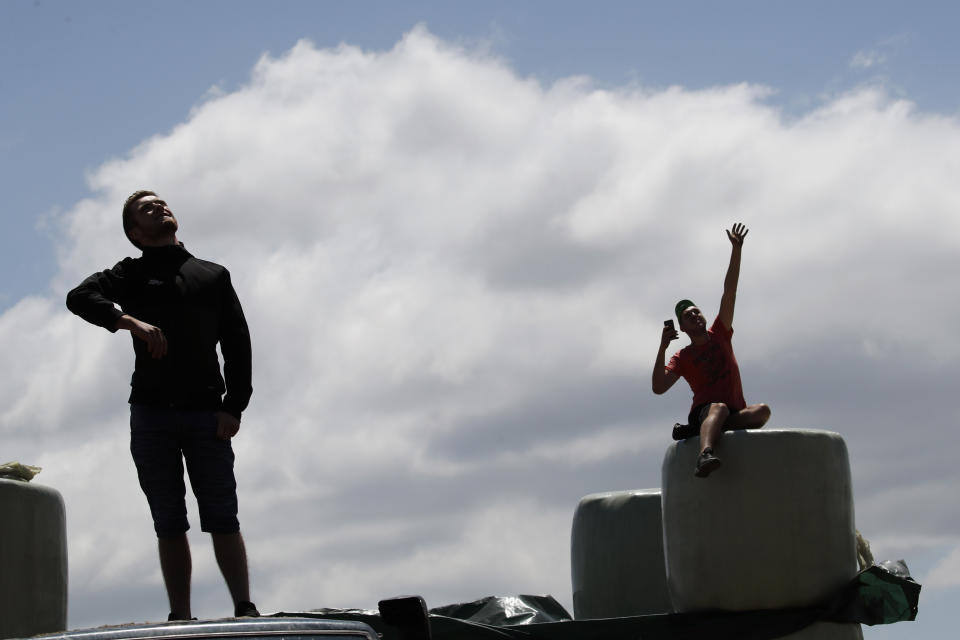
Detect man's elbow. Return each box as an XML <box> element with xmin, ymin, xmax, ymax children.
<box><xmin>65</xmin><ymin>288</ymin><xmax>83</xmax><ymax>314</ymax></box>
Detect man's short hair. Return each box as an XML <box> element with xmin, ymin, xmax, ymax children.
<box><xmin>122</xmin><ymin>190</ymin><xmax>156</xmax><ymax>250</ymax></box>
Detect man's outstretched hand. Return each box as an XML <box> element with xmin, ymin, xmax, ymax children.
<box><xmin>727</xmin><ymin>222</ymin><xmax>749</xmax><ymax>247</ymax></box>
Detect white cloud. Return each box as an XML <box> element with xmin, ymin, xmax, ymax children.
<box><xmin>5</xmin><ymin>27</ymin><xmax>960</xmax><ymax>626</ymax></box>
<box><xmin>924</xmin><ymin>546</ymin><xmax>960</xmax><ymax>589</ymax></box>
<box><xmin>850</xmin><ymin>49</ymin><xmax>886</xmax><ymax>70</ymax></box>
<box><xmin>252</xmin><ymin>499</ymin><xmax>572</xmax><ymax>613</ymax></box>
<box><xmin>850</xmin><ymin>34</ymin><xmax>909</xmax><ymax>70</ymax></box>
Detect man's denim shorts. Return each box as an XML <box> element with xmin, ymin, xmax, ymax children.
<box><xmin>129</xmin><ymin>404</ymin><xmax>239</xmax><ymax>538</ymax></box>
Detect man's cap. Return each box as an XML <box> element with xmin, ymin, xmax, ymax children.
<box><xmin>675</xmin><ymin>299</ymin><xmax>696</xmax><ymax>322</ymax></box>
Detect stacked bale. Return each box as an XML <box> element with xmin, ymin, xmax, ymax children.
<box><xmin>661</xmin><ymin>429</ymin><xmax>863</xmax><ymax>639</ymax></box>
<box><xmin>0</xmin><ymin>479</ymin><xmax>68</xmax><ymax>639</ymax></box>
<box><xmin>570</xmin><ymin>489</ymin><xmax>671</xmax><ymax>618</ymax></box>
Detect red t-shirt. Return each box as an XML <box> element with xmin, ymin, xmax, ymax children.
<box><xmin>665</xmin><ymin>316</ymin><xmax>746</xmax><ymax>413</ymax></box>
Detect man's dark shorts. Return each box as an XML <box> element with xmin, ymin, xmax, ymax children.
<box><xmin>688</xmin><ymin>402</ymin><xmax>712</xmax><ymax>428</ymax></box>
<box><xmin>688</xmin><ymin>402</ymin><xmax>750</xmax><ymax>428</ymax></box>
<box><xmin>130</xmin><ymin>404</ymin><xmax>239</xmax><ymax>538</ymax></box>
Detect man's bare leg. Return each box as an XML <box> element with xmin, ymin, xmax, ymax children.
<box><xmin>158</xmin><ymin>534</ymin><xmax>192</xmax><ymax>620</ymax></box>
<box><xmin>695</xmin><ymin>403</ymin><xmax>730</xmax><ymax>477</ymax></box>
<box><xmin>699</xmin><ymin>403</ymin><xmax>730</xmax><ymax>452</ymax></box>
<box><xmin>695</xmin><ymin>403</ymin><xmax>770</xmax><ymax>478</ymax></box>
<box><xmin>724</xmin><ymin>403</ymin><xmax>771</xmax><ymax>430</ymax></box>
<box><xmin>211</xmin><ymin>532</ymin><xmax>251</xmax><ymax>608</ymax></box>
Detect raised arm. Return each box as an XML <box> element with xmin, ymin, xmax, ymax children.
<box><xmin>718</xmin><ymin>223</ymin><xmax>748</xmax><ymax>330</ymax></box>
<box><xmin>652</xmin><ymin>323</ymin><xmax>680</xmax><ymax>394</ymax></box>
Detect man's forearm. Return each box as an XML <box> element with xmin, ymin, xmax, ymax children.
<box><xmin>115</xmin><ymin>314</ymin><xmax>139</xmax><ymax>331</ymax></box>
<box><xmin>652</xmin><ymin>348</ymin><xmax>669</xmax><ymax>394</ymax></box>
<box><xmin>219</xmin><ymin>272</ymin><xmax>253</xmax><ymax>419</ymax></box>
<box><xmin>220</xmin><ymin>324</ymin><xmax>252</xmax><ymax>419</ymax></box>
<box><xmin>724</xmin><ymin>245</ymin><xmax>742</xmax><ymax>294</ymax></box>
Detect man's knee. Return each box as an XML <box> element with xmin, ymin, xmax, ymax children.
<box><xmin>733</xmin><ymin>403</ymin><xmax>770</xmax><ymax>429</ymax></box>
<box><xmin>754</xmin><ymin>403</ymin><xmax>771</xmax><ymax>426</ymax></box>
<box><xmin>155</xmin><ymin>520</ymin><xmax>190</xmax><ymax>538</ymax></box>
<box><xmin>707</xmin><ymin>403</ymin><xmax>731</xmax><ymax>422</ymax></box>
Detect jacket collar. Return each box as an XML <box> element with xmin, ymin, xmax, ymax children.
<box><xmin>140</xmin><ymin>242</ymin><xmax>193</xmax><ymax>268</ymax></box>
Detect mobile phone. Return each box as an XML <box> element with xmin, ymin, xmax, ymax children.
<box><xmin>665</xmin><ymin>319</ymin><xmax>675</xmax><ymax>330</ymax></box>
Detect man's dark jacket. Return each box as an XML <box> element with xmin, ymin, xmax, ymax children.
<box><xmin>66</xmin><ymin>244</ymin><xmax>252</xmax><ymax>419</ymax></box>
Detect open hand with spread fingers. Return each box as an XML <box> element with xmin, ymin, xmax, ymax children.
<box><xmin>727</xmin><ymin>222</ymin><xmax>749</xmax><ymax>247</ymax></box>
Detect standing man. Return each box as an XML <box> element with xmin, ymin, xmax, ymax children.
<box><xmin>67</xmin><ymin>191</ymin><xmax>259</xmax><ymax>620</ymax></box>
<box><xmin>652</xmin><ymin>223</ymin><xmax>770</xmax><ymax>478</ymax></box>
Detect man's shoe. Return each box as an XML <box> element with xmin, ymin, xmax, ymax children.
<box><xmin>694</xmin><ymin>448</ymin><xmax>722</xmax><ymax>478</ymax></box>
<box><xmin>235</xmin><ymin>601</ymin><xmax>261</xmax><ymax>617</ymax></box>
<box><xmin>167</xmin><ymin>613</ymin><xmax>197</xmax><ymax>621</ymax></box>
<box><xmin>672</xmin><ymin>423</ymin><xmax>699</xmax><ymax>441</ymax></box>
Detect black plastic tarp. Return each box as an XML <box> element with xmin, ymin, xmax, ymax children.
<box><xmin>274</xmin><ymin>561</ymin><xmax>920</xmax><ymax>640</ymax></box>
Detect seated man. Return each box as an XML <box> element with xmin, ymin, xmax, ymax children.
<box><xmin>652</xmin><ymin>223</ymin><xmax>770</xmax><ymax>478</ymax></box>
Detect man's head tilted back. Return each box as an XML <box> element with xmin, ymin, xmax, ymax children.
<box><xmin>675</xmin><ymin>299</ymin><xmax>706</xmax><ymax>335</ymax></box>
<box><xmin>122</xmin><ymin>190</ymin><xmax>178</xmax><ymax>249</ymax></box>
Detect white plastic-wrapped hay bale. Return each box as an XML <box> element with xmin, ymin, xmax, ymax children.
<box><xmin>0</xmin><ymin>478</ymin><xmax>68</xmax><ymax>639</ymax></box>
<box><xmin>570</xmin><ymin>489</ymin><xmax>671</xmax><ymax>618</ymax></box>
<box><xmin>661</xmin><ymin>429</ymin><xmax>858</xmax><ymax>612</ymax></box>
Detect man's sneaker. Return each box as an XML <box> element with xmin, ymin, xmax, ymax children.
<box><xmin>234</xmin><ymin>601</ymin><xmax>261</xmax><ymax>617</ymax></box>
<box><xmin>672</xmin><ymin>423</ymin><xmax>699</xmax><ymax>441</ymax></box>
<box><xmin>694</xmin><ymin>448</ymin><xmax>722</xmax><ymax>478</ymax></box>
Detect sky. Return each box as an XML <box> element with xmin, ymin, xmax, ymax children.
<box><xmin>1</xmin><ymin>1</ymin><xmax>958</xmax><ymax>638</ymax></box>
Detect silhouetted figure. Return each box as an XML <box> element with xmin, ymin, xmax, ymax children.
<box><xmin>652</xmin><ymin>223</ymin><xmax>770</xmax><ymax>477</ymax></box>
<box><xmin>66</xmin><ymin>191</ymin><xmax>259</xmax><ymax>620</ymax></box>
